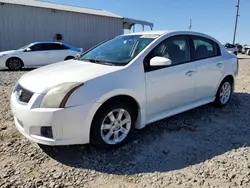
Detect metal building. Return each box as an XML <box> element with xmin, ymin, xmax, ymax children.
<box><xmin>0</xmin><ymin>0</ymin><xmax>154</xmax><ymax>51</ymax></box>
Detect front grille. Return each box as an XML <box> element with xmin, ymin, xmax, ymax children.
<box><xmin>15</xmin><ymin>84</ymin><xmax>33</xmax><ymax>103</ymax></box>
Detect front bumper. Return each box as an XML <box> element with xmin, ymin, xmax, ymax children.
<box><xmin>11</xmin><ymin>92</ymin><xmax>95</xmax><ymax>146</ymax></box>
<box><xmin>0</xmin><ymin>57</ymin><xmax>7</xmax><ymax>68</ymax></box>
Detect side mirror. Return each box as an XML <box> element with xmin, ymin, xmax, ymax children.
<box><xmin>150</xmin><ymin>56</ymin><xmax>172</xmax><ymax>67</ymax></box>
<box><xmin>24</xmin><ymin>47</ymin><xmax>31</xmax><ymax>52</ymax></box>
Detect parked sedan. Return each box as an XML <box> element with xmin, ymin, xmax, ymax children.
<box><xmin>224</xmin><ymin>43</ymin><xmax>238</xmax><ymax>55</ymax></box>
<box><xmin>241</xmin><ymin>45</ymin><xmax>250</xmax><ymax>54</ymax></box>
<box><xmin>0</xmin><ymin>42</ymin><xmax>82</xmax><ymax>71</ymax></box>
<box><xmin>11</xmin><ymin>31</ymin><xmax>238</xmax><ymax>148</ymax></box>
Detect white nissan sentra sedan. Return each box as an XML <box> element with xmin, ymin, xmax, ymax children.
<box><xmin>11</xmin><ymin>31</ymin><xmax>238</xmax><ymax>148</ymax></box>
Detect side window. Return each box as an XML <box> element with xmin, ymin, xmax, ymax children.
<box><xmin>191</xmin><ymin>36</ymin><xmax>220</xmax><ymax>60</ymax></box>
<box><xmin>144</xmin><ymin>36</ymin><xmax>190</xmax><ymax>71</ymax></box>
<box><xmin>48</xmin><ymin>44</ymin><xmax>63</xmax><ymax>50</ymax></box>
<box><xmin>50</xmin><ymin>44</ymin><xmax>67</xmax><ymax>50</ymax></box>
<box><xmin>41</xmin><ymin>43</ymin><xmax>66</xmax><ymax>51</ymax></box>
<box><xmin>61</xmin><ymin>44</ymin><xmax>69</xmax><ymax>50</ymax></box>
<box><xmin>41</xmin><ymin>44</ymin><xmax>52</xmax><ymax>51</ymax></box>
<box><xmin>30</xmin><ymin>44</ymin><xmax>44</xmax><ymax>51</ymax></box>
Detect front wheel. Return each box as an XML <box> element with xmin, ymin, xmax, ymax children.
<box><xmin>6</xmin><ymin>58</ymin><xmax>23</xmax><ymax>71</ymax></box>
<box><xmin>214</xmin><ymin>79</ymin><xmax>233</xmax><ymax>107</ymax></box>
<box><xmin>90</xmin><ymin>102</ymin><xmax>136</xmax><ymax>149</ymax></box>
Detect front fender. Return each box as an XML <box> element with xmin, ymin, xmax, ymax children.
<box><xmin>95</xmin><ymin>89</ymin><xmax>147</xmax><ymax>129</ymax></box>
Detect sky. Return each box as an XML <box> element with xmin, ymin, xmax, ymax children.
<box><xmin>45</xmin><ymin>0</ymin><xmax>250</xmax><ymax>45</ymax></box>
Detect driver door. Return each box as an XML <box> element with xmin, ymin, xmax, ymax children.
<box><xmin>144</xmin><ymin>35</ymin><xmax>196</xmax><ymax>119</ymax></box>
<box><xmin>21</xmin><ymin>44</ymin><xmax>49</xmax><ymax>66</ymax></box>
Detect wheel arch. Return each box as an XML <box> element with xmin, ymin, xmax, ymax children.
<box><xmin>215</xmin><ymin>74</ymin><xmax>235</xmax><ymax>96</ymax></box>
<box><xmin>64</xmin><ymin>56</ymin><xmax>75</xmax><ymax>60</ymax></box>
<box><xmin>6</xmin><ymin>56</ymin><xmax>24</xmax><ymax>67</ymax></box>
<box><xmin>91</xmin><ymin>94</ymin><xmax>145</xmax><ymax>131</ymax></box>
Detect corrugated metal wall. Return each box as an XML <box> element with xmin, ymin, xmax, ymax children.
<box><xmin>0</xmin><ymin>3</ymin><xmax>123</xmax><ymax>51</ymax></box>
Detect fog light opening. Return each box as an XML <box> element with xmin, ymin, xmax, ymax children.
<box><xmin>41</xmin><ymin>127</ymin><xmax>53</xmax><ymax>138</ymax></box>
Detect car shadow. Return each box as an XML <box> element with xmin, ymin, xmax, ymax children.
<box><xmin>39</xmin><ymin>92</ymin><xmax>250</xmax><ymax>175</ymax></box>
<box><xmin>0</xmin><ymin>68</ymin><xmax>36</xmax><ymax>72</ymax></box>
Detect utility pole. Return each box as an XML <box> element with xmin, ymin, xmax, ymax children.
<box><xmin>189</xmin><ymin>19</ymin><xmax>192</xmax><ymax>30</ymax></box>
<box><xmin>233</xmin><ymin>0</ymin><xmax>240</xmax><ymax>44</ymax></box>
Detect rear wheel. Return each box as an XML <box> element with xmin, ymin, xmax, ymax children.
<box><xmin>64</xmin><ymin>56</ymin><xmax>75</xmax><ymax>60</ymax></box>
<box><xmin>90</xmin><ymin>102</ymin><xmax>136</xmax><ymax>149</ymax></box>
<box><xmin>6</xmin><ymin>57</ymin><xmax>23</xmax><ymax>71</ymax></box>
<box><xmin>234</xmin><ymin>51</ymin><xmax>238</xmax><ymax>56</ymax></box>
<box><xmin>214</xmin><ymin>79</ymin><xmax>233</xmax><ymax>107</ymax></box>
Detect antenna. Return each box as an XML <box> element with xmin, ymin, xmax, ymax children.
<box><xmin>189</xmin><ymin>19</ymin><xmax>192</xmax><ymax>30</ymax></box>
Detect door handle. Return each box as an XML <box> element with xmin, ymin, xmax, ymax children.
<box><xmin>217</xmin><ymin>62</ymin><xmax>223</xmax><ymax>68</ymax></box>
<box><xmin>186</xmin><ymin>70</ymin><xmax>196</xmax><ymax>76</ymax></box>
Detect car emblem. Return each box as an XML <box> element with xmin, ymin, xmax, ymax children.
<box><xmin>17</xmin><ymin>89</ymin><xmax>23</xmax><ymax>99</ymax></box>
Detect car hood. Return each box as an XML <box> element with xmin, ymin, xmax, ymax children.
<box><xmin>0</xmin><ymin>50</ymin><xmax>20</xmax><ymax>56</ymax></box>
<box><xmin>18</xmin><ymin>60</ymin><xmax>123</xmax><ymax>93</ymax></box>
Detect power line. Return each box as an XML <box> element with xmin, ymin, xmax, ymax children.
<box><xmin>233</xmin><ymin>0</ymin><xmax>240</xmax><ymax>44</ymax></box>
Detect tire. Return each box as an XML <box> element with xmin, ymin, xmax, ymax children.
<box><xmin>214</xmin><ymin>78</ymin><xmax>233</xmax><ymax>108</ymax></box>
<box><xmin>234</xmin><ymin>51</ymin><xmax>238</xmax><ymax>56</ymax></box>
<box><xmin>90</xmin><ymin>102</ymin><xmax>136</xmax><ymax>149</ymax></box>
<box><xmin>64</xmin><ymin>56</ymin><xmax>75</xmax><ymax>61</ymax></box>
<box><xmin>6</xmin><ymin>57</ymin><xmax>23</xmax><ymax>71</ymax></box>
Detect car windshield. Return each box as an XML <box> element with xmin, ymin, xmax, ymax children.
<box><xmin>18</xmin><ymin>43</ymin><xmax>32</xmax><ymax>50</ymax></box>
<box><xmin>80</xmin><ymin>35</ymin><xmax>155</xmax><ymax>66</ymax></box>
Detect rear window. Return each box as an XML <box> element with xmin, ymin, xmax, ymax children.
<box><xmin>191</xmin><ymin>36</ymin><xmax>220</xmax><ymax>60</ymax></box>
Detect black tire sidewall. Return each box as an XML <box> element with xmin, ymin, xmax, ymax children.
<box><xmin>214</xmin><ymin>79</ymin><xmax>233</xmax><ymax>107</ymax></box>
<box><xmin>65</xmin><ymin>56</ymin><xmax>75</xmax><ymax>60</ymax></box>
<box><xmin>90</xmin><ymin>102</ymin><xmax>136</xmax><ymax>149</ymax></box>
<box><xmin>7</xmin><ymin>58</ymin><xmax>22</xmax><ymax>71</ymax></box>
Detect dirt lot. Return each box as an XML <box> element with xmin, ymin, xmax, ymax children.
<box><xmin>0</xmin><ymin>58</ymin><xmax>250</xmax><ymax>188</ymax></box>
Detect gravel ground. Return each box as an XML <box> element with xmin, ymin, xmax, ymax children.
<box><xmin>0</xmin><ymin>58</ymin><xmax>250</xmax><ymax>188</ymax></box>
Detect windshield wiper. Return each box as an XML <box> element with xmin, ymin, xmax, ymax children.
<box><xmin>84</xmin><ymin>58</ymin><xmax>99</xmax><ymax>63</ymax></box>
<box><xmin>84</xmin><ymin>58</ymin><xmax>115</xmax><ymax>66</ymax></box>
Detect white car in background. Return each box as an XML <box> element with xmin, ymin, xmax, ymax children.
<box><xmin>0</xmin><ymin>42</ymin><xmax>82</xmax><ymax>71</ymax></box>
<box><xmin>224</xmin><ymin>43</ymin><xmax>238</xmax><ymax>56</ymax></box>
<box><xmin>242</xmin><ymin>46</ymin><xmax>250</xmax><ymax>55</ymax></box>
<box><xmin>11</xmin><ymin>31</ymin><xmax>238</xmax><ymax>148</ymax></box>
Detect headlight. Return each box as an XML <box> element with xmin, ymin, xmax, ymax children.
<box><xmin>40</xmin><ymin>82</ymin><xmax>84</xmax><ymax>108</ymax></box>
<box><xmin>0</xmin><ymin>54</ymin><xmax>6</xmax><ymax>58</ymax></box>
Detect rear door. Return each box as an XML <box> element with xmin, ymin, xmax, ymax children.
<box><xmin>189</xmin><ymin>35</ymin><xmax>224</xmax><ymax>101</ymax></box>
<box><xmin>43</xmin><ymin>43</ymin><xmax>70</xmax><ymax>65</ymax></box>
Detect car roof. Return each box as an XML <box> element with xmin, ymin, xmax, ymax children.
<box><xmin>122</xmin><ymin>30</ymin><xmax>222</xmax><ymax>44</ymax></box>
<box><xmin>31</xmin><ymin>42</ymin><xmax>65</xmax><ymax>45</ymax></box>
<box><xmin>122</xmin><ymin>30</ymin><xmax>173</xmax><ymax>36</ymax></box>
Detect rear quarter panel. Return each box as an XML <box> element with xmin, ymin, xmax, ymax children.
<box><xmin>214</xmin><ymin>49</ymin><xmax>237</xmax><ymax>95</ymax></box>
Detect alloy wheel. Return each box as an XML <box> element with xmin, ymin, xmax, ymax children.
<box><xmin>100</xmin><ymin>108</ymin><xmax>131</xmax><ymax>145</ymax></box>
<box><xmin>219</xmin><ymin>82</ymin><xmax>232</xmax><ymax>104</ymax></box>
